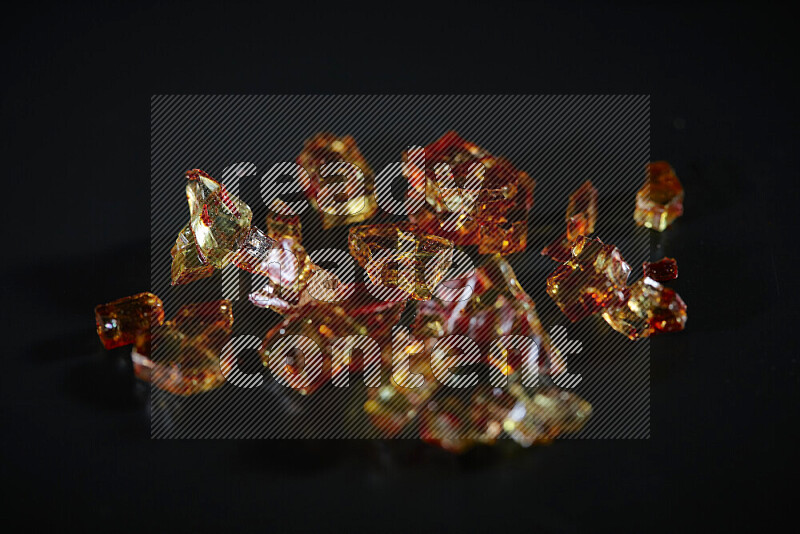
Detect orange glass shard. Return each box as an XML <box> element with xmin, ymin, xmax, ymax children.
<box><xmin>420</xmin><ymin>383</ymin><xmax>592</xmax><ymax>453</ymax></box>
<box><xmin>260</xmin><ymin>293</ymin><xmax>405</xmax><ymax>396</ymax></box>
<box><xmin>415</xmin><ymin>254</ymin><xmax>565</xmax><ymax>380</ymax></box>
<box><xmin>478</xmin><ymin>219</ymin><xmax>527</xmax><ymax>255</ymax></box>
<box><xmin>348</xmin><ymin>222</ymin><xmax>454</xmax><ymax>301</ymax></box>
<box><xmin>633</xmin><ymin>161</ymin><xmax>684</xmax><ymax>231</ymax></box>
<box><xmin>566</xmin><ymin>180</ymin><xmax>599</xmax><ymax>241</ymax></box>
<box><xmin>131</xmin><ymin>299</ymin><xmax>233</xmax><ymax>395</ymax></box>
<box><xmin>365</xmin><ymin>334</ymin><xmax>439</xmax><ymax>437</ymax></box>
<box><xmin>602</xmin><ymin>277</ymin><xmax>687</xmax><ymax>340</ymax></box>
<box><xmin>643</xmin><ymin>257</ymin><xmax>678</xmax><ymax>282</ymax></box>
<box><xmin>541</xmin><ymin>180</ymin><xmax>599</xmax><ymax>262</ymax></box>
<box><xmin>185</xmin><ymin>169</ymin><xmax>253</xmax><ymax>268</ymax></box>
<box><xmin>265</xmin><ymin>199</ymin><xmax>302</xmax><ymax>241</ymax></box>
<box><xmin>546</xmin><ymin>237</ymin><xmax>631</xmax><ymax>322</ymax></box>
<box><xmin>501</xmin><ymin>382</ymin><xmax>593</xmax><ymax>447</ymax></box>
<box><xmin>296</xmin><ymin>133</ymin><xmax>378</xmax><ymax>229</ymax></box>
<box><xmin>95</xmin><ymin>292</ymin><xmax>164</xmax><ymax>350</ymax></box>
<box><xmin>407</xmin><ymin>131</ymin><xmax>534</xmax><ymax>250</ymax></box>
<box><xmin>170</xmin><ymin>224</ymin><xmax>215</xmax><ymax>285</ymax></box>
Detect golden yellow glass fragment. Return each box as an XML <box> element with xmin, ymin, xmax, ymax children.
<box><xmin>185</xmin><ymin>169</ymin><xmax>253</xmax><ymax>268</ymax></box>
<box><xmin>478</xmin><ymin>219</ymin><xmax>527</xmax><ymax>255</ymax></box>
<box><xmin>601</xmin><ymin>277</ymin><xmax>687</xmax><ymax>340</ymax></box>
<box><xmin>170</xmin><ymin>224</ymin><xmax>215</xmax><ymax>285</ymax></box>
<box><xmin>633</xmin><ymin>161</ymin><xmax>684</xmax><ymax>231</ymax></box>
<box><xmin>414</xmin><ymin>254</ymin><xmax>565</xmax><ymax>380</ymax></box>
<box><xmin>296</xmin><ymin>133</ymin><xmax>378</xmax><ymax>229</ymax></box>
<box><xmin>94</xmin><ymin>292</ymin><xmax>164</xmax><ymax>349</ymax></box>
<box><xmin>348</xmin><ymin>222</ymin><xmax>454</xmax><ymax>300</ymax></box>
<box><xmin>546</xmin><ymin>237</ymin><xmax>631</xmax><ymax>322</ymax></box>
<box><xmin>131</xmin><ymin>299</ymin><xmax>233</xmax><ymax>395</ymax></box>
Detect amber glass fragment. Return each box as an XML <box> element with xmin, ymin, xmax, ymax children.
<box><xmin>633</xmin><ymin>161</ymin><xmax>684</xmax><ymax>231</ymax></box>
<box><xmin>478</xmin><ymin>219</ymin><xmax>527</xmax><ymax>255</ymax></box>
<box><xmin>95</xmin><ymin>292</ymin><xmax>164</xmax><ymax>350</ymax></box>
<box><xmin>546</xmin><ymin>237</ymin><xmax>631</xmax><ymax>322</ymax></box>
<box><xmin>407</xmin><ymin>131</ymin><xmax>533</xmax><ymax>249</ymax></box>
<box><xmin>643</xmin><ymin>257</ymin><xmax>678</xmax><ymax>282</ymax></box>
<box><xmin>541</xmin><ymin>180</ymin><xmax>598</xmax><ymax>261</ymax></box>
<box><xmin>131</xmin><ymin>299</ymin><xmax>233</xmax><ymax>395</ymax></box>
<box><xmin>260</xmin><ymin>294</ymin><xmax>404</xmax><ymax>396</ymax></box>
<box><xmin>296</xmin><ymin>133</ymin><xmax>377</xmax><ymax>228</ymax></box>
<box><xmin>185</xmin><ymin>169</ymin><xmax>253</xmax><ymax>268</ymax></box>
<box><xmin>602</xmin><ymin>277</ymin><xmax>687</xmax><ymax>340</ymax></box>
<box><xmin>348</xmin><ymin>222</ymin><xmax>454</xmax><ymax>300</ymax></box>
<box><xmin>170</xmin><ymin>224</ymin><xmax>215</xmax><ymax>285</ymax></box>
<box><xmin>414</xmin><ymin>254</ymin><xmax>565</xmax><ymax>379</ymax></box>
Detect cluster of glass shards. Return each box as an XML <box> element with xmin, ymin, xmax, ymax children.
<box><xmin>95</xmin><ymin>132</ymin><xmax>689</xmax><ymax>450</ymax></box>
<box><xmin>407</xmin><ymin>131</ymin><xmax>535</xmax><ymax>255</ymax></box>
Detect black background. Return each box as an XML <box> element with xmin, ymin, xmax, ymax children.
<box><xmin>2</xmin><ymin>2</ymin><xmax>797</xmax><ymax>532</ymax></box>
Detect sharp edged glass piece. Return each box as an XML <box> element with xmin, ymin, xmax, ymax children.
<box><xmin>602</xmin><ymin>277</ymin><xmax>687</xmax><ymax>340</ymax></box>
<box><xmin>95</xmin><ymin>292</ymin><xmax>165</xmax><ymax>350</ymax></box>
<box><xmin>642</xmin><ymin>257</ymin><xmax>678</xmax><ymax>282</ymax></box>
<box><xmin>546</xmin><ymin>237</ymin><xmax>631</xmax><ymax>322</ymax></box>
<box><xmin>131</xmin><ymin>299</ymin><xmax>234</xmax><ymax>395</ymax></box>
<box><xmin>348</xmin><ymin>222</ymin><xmax>454</xmax><ymax>301</ymax></box>
<box><xmin>633</xmin><ymin>161</ymin><xmax>684</xmax><ymax>231</ymax></box>
<box><xmin>170</xmin><ymin>224</ymin><xmax>215</xmax><ymax>285</ymax></box>
<box><xmin>186</xmin><ymin>169</ymin><xmax>253</xmax><ymax>268</ymax></box>
<box><xmin>296</xmin><ymin>133</ymin><xmax>378</xmax><ymax>228</ymax></box>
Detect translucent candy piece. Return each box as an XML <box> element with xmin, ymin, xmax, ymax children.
<box><xmin>478</xmin><ymin>218</ymin><xmax>527</xmax><ymax>255</ymax></box>
<box><xmin>365</xmin><ymin>335</ymin><xmax>439</xmax><ymax>437</ymax></box>
<box><xmin>94</xmin><ymin>292</ymin><xmax>164</xmax><ymax>350</ymax></box>
<box><xmin>503</xmin><ymin>383</ymin><xmax>593</xmax><ymax>447</ymax></box>
<box><xmin>602</xmin><ymin>277</ymin><xmax>687</xmax><ymax>340</ymax></box>
<box><xmin>296</xmin><ymin>133</ymin><xmax>377</xmax><ymax>229</ymax></box>
<box><xmin>414</xmin><ymin>254</ymin><xmax>565</xmax><ymax>380</ymax></box>
<box><xmin>265</xmin><ymin>199</ymin><xmax>302</xmax><ymax>241</ymax></box>
<box><xmin>408</xmin><ymin>131</ymin><xmax>534</xmax><ymax>247</ymax></box>
<box><xmin>419</xmin><ymin>383</ymin><xmax>592</xmax><ymax>452</ymax></box>
<box><xmin>643</xmin><ymin>257</ymin><xmax>678</xmax><ymax>282</ymax></box>
<box><xmin>131</xmin><ymin>299</ymin><xmax>233</xmax><ymax>395</ymax></box>
<box><xmin>541</xmin><ymin>180</ymin><xmax>598</xmax><ymax>261</ymax></box>
<box><xmin>633</xmin><ymin>161</ymin><xmax>684</xmax><ymax>231</ymax></box>
<box><xmin>185</xmin><ymin>169</ymin><xmax>253</xmax><ymax>268</ymax></box>
<box><xmin>565</xmin><ymin>180</ymin><xmax>598</xmax><ymax>241</ymax></box>
<box><xmin>260</xmin><ymin>294</ymin><xmax>405</xmax><ymax>396</ymax></box>
<box><xmin>546</xmin><ymin>237</ymin><xmax>631</xmax><ymax>322</ymax></box>
<box><xmin>348</xmin><ymin>222</ymin><xmax>454</xmax><ymax>301</ymax></box>
<box><xmin>247</xmin><ymin>233</ymin><xmax>332</xmax><ymax>314</ymax></box>
<box><xmin>419</xmin><ymin>386</ymin><xmax>517</xmax><ymax>453</ymax></box>
<box><xmin>170</xmin><ymin>224</ymin><xmax>214</xmax><ymax>285</ymax></box>
<box><xmin>231</xmin><ymin>226</ymin><xmax>277</xmax><ymax>275</ymax></box>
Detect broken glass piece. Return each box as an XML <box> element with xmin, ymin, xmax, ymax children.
<box><xmin>95</xmin><ymin>292</ymin><xmax>164</xmax><ymax>350</ymax></box>
<box><xmin>541</xmin><ymin>180</ymin><xmax>599</xmax><ymax>261</ymax></box>
<box><xmin>130</xmin><ymin>299</ymin><xmax>233</xmax><ymax>395</ymax></box>
<box><xmin>348</xmin><ymin>222</ymin><xmax>453</xmax><ymax>300</ymax></box>
<box><xmin>170</xmin><ymin>224</ymin><xmax>215</xmax><ymax>285</ymax></box>
<box><xmin>407</xmin><ymin>131</ymin><xmax>534</xmax><ymax>248</ymax></box>
<box><xmin>642</xmin><ymin>257</ymin><xmax>678</xmax><ymax>282</ymax></box>
<box><xmin>186</xmin><ymin>169</ymin><xmax>253</xmax><ymax>268</ymax></box>
<box><xmin>296</xmin><ymin>133</ymin><xmax>378</xmax><ymax>228</ymax></box>
<box><xmin>414</xmin><ymin>254</ymin><xmax>565</xmax><ymax>380</ymax></box>
<box><xmin>601</xmin><ymin>277</ymin><xmax>687</xmax><ymax>340</ymax></box>
<box><xmin>546</xmin><ymin>237</ymin><xmax>631</xmax><ymax>322</ymax></box>
<box><xmin>633</xmin><ymin>161</ymin><xmax>684</xmax><ymax>231</ymax></box>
